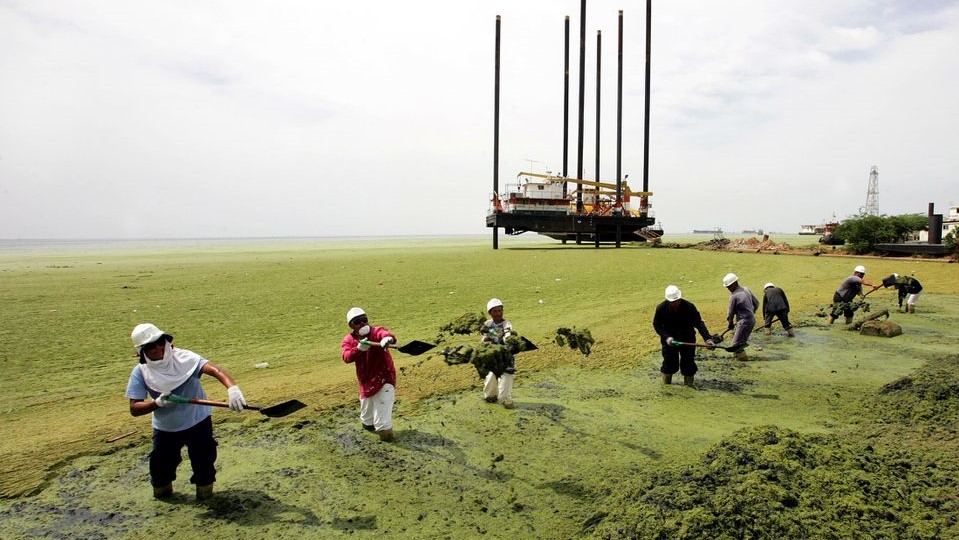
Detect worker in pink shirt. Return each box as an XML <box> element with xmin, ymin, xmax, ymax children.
<box><xmin>341</xmin><ymin>307</ymin><xmax>397</xmax><ymax>442</ymax></box>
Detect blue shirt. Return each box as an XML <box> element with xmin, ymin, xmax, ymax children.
<box><xmin>125</xmin><ymin>358</ymin><xmax>211</xmax><ymax>432</ymax></box>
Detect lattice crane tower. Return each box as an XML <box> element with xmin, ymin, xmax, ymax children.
<box><xmin>863</xmin><ymin>165</ymin><xmax>879</xmax><ymax>216</ymax></box>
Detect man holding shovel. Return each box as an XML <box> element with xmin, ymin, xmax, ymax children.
<box><xmin>653</xmin><ymin>285</ymin><xmax>715</xmax><ymax>388</ymax></box>
<box><xmin>880</xmin><ymin>273</ymin><xmax>923</xmax><ymax>313</ymax></box>
<box><xmin>479</xmin><ymin>298</ymin><xmax>516</xmax><ymax>408</ymax></box>
<box><xmin>723</xmin><ymin>273</ymin><xmax>759</xmax><ymax>360</ymax></box>
<box><xmin>761</xmin><ymin>283</ymin><xmax>794</xmax><ymax>337</ymax></box>
<box><xmin>828</xmin><ymin>265</ymin><xmax>879</xmax><ymax>324</ymax></box>
<box><xmin>342</xmin><ymin>307</ymin><xmax>397</xmax><ymax>442</ymax></box>
<box><xmin>125</xmin><ymin>323</ymin><xmax>247</xmax><ymax>500</ymax></box>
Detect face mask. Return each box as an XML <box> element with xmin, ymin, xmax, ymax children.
<box><xmin>358</xmin><ymin>325</ymin><xmax>371</xmax><ymax>337</ymax></box>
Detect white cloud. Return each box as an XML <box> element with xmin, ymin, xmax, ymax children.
<box><xmin>1</xmin><ymin>0</ymin><xmax>957</xmax><ymax>239</ymax></box>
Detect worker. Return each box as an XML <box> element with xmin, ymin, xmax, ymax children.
<box><xmin>125</xmin><ymin>323</ymin><xmax>247</xmax><ymax>500</ymax></box>
<box><xmin>828</xmin><ymin>265</ymin><xmax>879</xmax><ymax>324</ymax></box>
<box><xmin>723</xmin><ymin>273</ymin><xmax>759</xmax><ymax>360</ymax></box>
<box><xmin>342</xmin><ymin>307</ymin><xmax>397</xmax><ymax>442</ymax></box>
<box><xmin>881</xmin><ymin>273</ymin><xmax>924</xmax><ymax>313</ymax></box>
<box><xmin>480</xmin><ymin>298</ymin><xmax>516</xmax><ymax>408</ymax></box>
<box><xmin>652</xmin><ymin>285</ymin><xmax>715</xmax><ymax>388</ymax></box>
<box><xmin>761</xmin><ymin>283</ymin><xmax>795</xmax><ymax>337</ymax></box>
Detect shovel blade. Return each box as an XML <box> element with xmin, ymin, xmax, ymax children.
<box><xmin>258</xmin><ymin>399</ymin><xmax>307</xmax><ymax>418</ymax></box>
<box><xmin>396</xmin><ymin>340</ymin><xmax>436</xmax><ymax>356</ymax></box>
<box><xmin>517</xmin><ymin>336</ymin><xmax>538</xmax><ymax>352</ymax></box>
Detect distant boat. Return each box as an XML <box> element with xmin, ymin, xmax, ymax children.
<box><xmin>798</xmin><ymin>224</ymin><xmax>825</xmax><ymax>235</ymax></box>
<box><xmin>693</xmin><ymin>228</ymin><xmax>722</xmax><ymax>234</ymax></box>
<box><xmin>741</xmin><ymin>229</ymin><xmax>763</xmax><ymax>235</ymax></box>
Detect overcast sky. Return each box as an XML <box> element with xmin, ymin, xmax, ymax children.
<box><xmin>1</xmin><ymin>0</ymin><xmax>957</xmax><ymax>239</ymax></box>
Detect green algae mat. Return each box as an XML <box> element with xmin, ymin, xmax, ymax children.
<box><xmin>0</xmin><ymin>238</ymin><xmax>957</xmax><ymax>538</ymax></box>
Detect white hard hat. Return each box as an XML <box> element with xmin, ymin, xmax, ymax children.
<box><xmin>854</xmin><ymin>265</ymin><xmax>866</xmax><ymax>274</ymax></box>
<box><xmin>664</xmin><ymin>285</ymin><xmax>682</xmax><ymax>301</ymax></box>
<box><xmin>722</xmin><ymin>273</ymin><xmax>739</xmax><ymax>287</ymax></box>
<box><xmin>346</xmin><ymin>307</ymin><xmax>366</xmax><ymax>324</ymax></box>
<box><xmin>764</xmin><ymin>283</ymin><xmax>775</xmax><ymax>290</ymax></box>
<box><xmin>131</xmin><ymin>323</ymin><xmax>166</xmax><ymax>348</ymax></box>
<box><xmin>486</xmin><ymin>298</ymin><xmax>504</xmax><ymax>312</ymax></box>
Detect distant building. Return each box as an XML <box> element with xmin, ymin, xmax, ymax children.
<box><xmin>944</xmin><ymin>205</ymin><xmax>959</xmax><ymax>235</ymax></box>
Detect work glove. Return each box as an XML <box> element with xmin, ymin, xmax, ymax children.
<box><xmin>710</xmin><ymin>334</ymin><xmax>724</xmax><ymax>344</ymax></box>
<box><xmin>665</xmin><ymin>337</ymin><xmax>675</xmax><ymax>346</ymax></box>
<box><xmin>227</xmin><ymin>385</ymin><xmax>246</xmax><ymax>412</ymax></box>
<box><xmin>379</xmin><ymin>336</ymin><xmax>393</xmax><ymax>348</ymax></box>
<box><xmin>155</xmin><ymin>391</ymin><xmax>174</xmax><ymax>408</ymax></box>
<box><xmin>357</xmin><ymin>338</ymin><xmax>371</xmax><ymax>352</ymax></box>
<box><xmin>705</xmin><ymin>340</ymin><xmax>716</xmax><ymax>349</ymax></box>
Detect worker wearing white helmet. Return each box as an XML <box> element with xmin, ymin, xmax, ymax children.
<box><xmin>828</xmin><ymin>265</ymin><xmax>879</xmax><ymax>324</ymax></box>
<box><xmin>723</xmin><ymin>273</ymin><xmax>760</xmax><ymax>360</ymax></box>
<box><xmin>761</xmin><ymin>283</ymin><xmax>795</xmax><ymax>337</ymax></box>
<box><xmin>880</xmin><ymin>272</ymin><xmax>924</xmax><ymax>313</ymax></box>
<box><xmin>653</xmin><ymin>285</ymin><xmax>716</xmax><ymax>388</ymax></box>
<box><xmin>124</xmin><ymin>323</ymin><xmax>247</xmax><ymax>500</ymax></box>
<box><xmin>479</xmin><ymin>298</ymin><xmax>516</xmax><ymax>408</ymax></box>
<box><xmin>342</xmin><ymin>307</ymin><xmax>398</xmax><ymax>442</ymax></box>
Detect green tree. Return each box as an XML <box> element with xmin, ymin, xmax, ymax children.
<box><xmin>945</xmin><ymin>228</ymin><xmax>959</xmax><ymax>255</ymax></box>
<box><xmin>888</xmin><ymin>213</ymin><xmax>927</xmax><ymax>239</ymax></box>
<box><xmin>833</xmin><ymin>213</ymin><xmax>925</xmax><ymax>254</ymax></box>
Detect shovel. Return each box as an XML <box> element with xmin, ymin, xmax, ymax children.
<box><xmin>166</xmin><ymin>394</ymin><xmax>306</xmax><ymax>418</ymax></box>
<box><xmin>368</xmin><ymin>339</ymin><xmax>436</xmax><ymax>356</ymax></box>
<box><xmin>515</xmin><ymin>336</ymin><xmax>538</xmax><ymax>352</ymax></box>
<box><xmin>669</xmin><ymin>340</ymin><xmax>745</xmax><ymax>352</ymax></box>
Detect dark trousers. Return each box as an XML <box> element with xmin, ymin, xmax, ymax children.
<box><xmin>763</xmin><ymin>310</ymin><xmax>792</xmax><ymax>330</ymax></box>
<box><xmin>150</xmin><ymin>415</ymin><xmax>218</xmax><ymax>487</ymax></box>
<box><xmin>661</xmin><ymin>344</ymin><xmax>697</xmax><ymax>376</ymax></box>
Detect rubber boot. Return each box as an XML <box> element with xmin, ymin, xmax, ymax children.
<box><xmin>502</xmin><ymin>399</ymin><xmax>515</xmax><ymax>409</ymax></box>
<box><xmin>683</xmin><ymin>375</ymin><xmax>695</xmax><ymax>388</ymax></box>
<box><xmin>661</xmin><ymin>373</ymin><xmax>672</xmax><ymax>385</ymax></box>
<box><xmin>734</xmin><ymin>350</ymin><xmax>748</xmax><ymax>361</ymax></box>
<box><xmin>362</xmin><ymin>423</ymin><xmax>375</xmax><ymax>432</ymax></box>
<box><xmin>844</xmin><ymin>316</ymin><xmax>854</xmax><ymax>324</ymax></box>
<box><xmin>377</xmin><ymin>428</ymin><xmax>394</xmax><ymax>442</ymax></box>
<box><xmin>153</xmin><ymin>484</ymin><xmax>173</xmax><ymax>499</ymax></box>
<box><xmin>786</xmin><ymin>328</ymin><xmax>795</xmax><ymax>337</ymax></box>
<box><xmin>908</xmin><ymin>305</ymin><xmax>915</xmax><ymax>314</ymax></box>
<box><xmin>196</xmin><ymin>484</ymin><xmax>213</xmax><ymax>500</ymax></box>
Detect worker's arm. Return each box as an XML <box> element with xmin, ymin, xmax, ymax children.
<box><xmin>129</xmin><ymin>398</ymin><xmax>158</xmax><ymax>417</ymax></box>
<box><xmin>202</xmin><ymin>361</ymin><xmax>246</xmax><ymax>411</ymax></box>
<box><xmin>201</xmin><ymin>361</ymin><xmax>237</xmax><ymax>388</ymax></box>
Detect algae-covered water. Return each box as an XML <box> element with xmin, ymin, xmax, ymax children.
<box><xmin>0</xmin><ymin>239</ymin><xmax>957</xmax><ymax>539</ymax></box>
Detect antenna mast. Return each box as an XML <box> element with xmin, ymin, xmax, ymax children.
<box><xmin>863</xmin><ymin>166</ymin><xmax>879</xmax><ymax>215</ymax></box>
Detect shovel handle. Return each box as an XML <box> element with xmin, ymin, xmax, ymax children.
<box><xmin>671</xmin><ymin>341</ymin><xmax>712</xmax><ymax>349</ymax></box>
<box><xmin>166</xmin><ymin>394</ymin><xmax>261</xmax><ymax>411</ymax></box>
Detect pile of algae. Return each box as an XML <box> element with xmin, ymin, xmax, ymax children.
<box><xmin>589</xmin><ymin>357</ymin><xmax>959</xmax><ymax>540</ymax></box>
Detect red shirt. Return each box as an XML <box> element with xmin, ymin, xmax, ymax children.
<box><xmin>341</xmin><ymin>326</ymin><xmax>397</xmax><ymax>398</ymax></box>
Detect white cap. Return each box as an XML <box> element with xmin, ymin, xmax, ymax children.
<box><xmin>854</xmin><ymin>265</ymin><xmax>866</xmax><ymax>274</ymax></box>
<box><xmin>131</xmin><ymin>323</ymin><xmax>165</xmax><ymax>348</ymax></box>
<box><xmin>346</xmin><ymin>307</ymin><xmax>366</xmax><ymax>324</ymax></box>
<box><xmin>722</xmin><ymin>273</ymin><xmax>739</xmax><ymax>287</ymax></box>
<box><xmin>487</xmin><ymin>298</ymin><xmax>504</xmax><ymax>312</ymax></box>
<box><xmin>764</xmin><ymin>283</ymin><xmax>775</xmax><ymax>290</ymax></box>
<box><xmin>892</xmin><ymin>273</ymin><xmax>899</xmax><ymax>279</ymax></box>
<box><xmin>664</xmin><ymin>285</ymin><xmax>682</xmax><ymax>301</ymax></box>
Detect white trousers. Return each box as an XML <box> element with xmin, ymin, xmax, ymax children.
<box><xmin>359</xmin><ymin>383</ymin><xmax>395</xmax><ymax>431</ymax></box>
<box><xmin>906</xmin><ymin>291</ymin><xmax>921</xmax><ymax>306</ymax></box>
<box><xmin>483</xmin><ymin>372</ymin><xmax>514</xmax><ymax>402</ymax></box>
